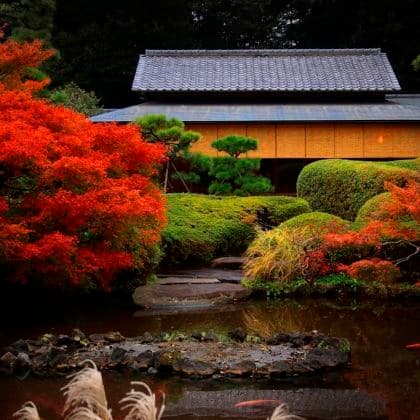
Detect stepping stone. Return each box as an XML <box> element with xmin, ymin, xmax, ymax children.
<box><xmin>211</xmin><ymin>256</ymin><xmax>245</xmax><ymax>269</ymax></box>
<box><xmin>159</xmin><ymin>268</ymin><xmax>243</xmax><ymax>284</ymax></box>
<box><xmin>133</xmin><ymin>282</ymin><xmax>251</xmax><ymax>307</ymax></box>
<box><xmin>156</xmin><ymin>277</ymin><xmax>220</xmax><ymax>285</ymax></box>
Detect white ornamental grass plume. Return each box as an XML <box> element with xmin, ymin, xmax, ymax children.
<box><xmin>268</xmin><ymin>403</ymin><xmax>305</xmax><ymax>420</ymax></box>
<box><xmin>120</xmin><ymin>381</ymin><xmax>165</xmax><ymax>420</ymax></box>
<box><xmin>13</xmin><ymin>402</ymin><xmax>41</xmax><ymax>420</ymax></box>
<box><xmin>61</xmin><ymin>360</ymin><xmax>112</xmax><ymax>420</ymax></box>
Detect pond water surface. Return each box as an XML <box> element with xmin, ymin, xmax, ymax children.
<box><xmin>0</xmin><ymin>297</ymin><xmax>419</xmax><ymax>419</ymax></box>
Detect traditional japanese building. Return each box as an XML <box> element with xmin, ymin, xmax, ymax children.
<box><xmin>92</xmin><ymin>49</ymin><xmax>420</xmax><ymax>190</ymax></box>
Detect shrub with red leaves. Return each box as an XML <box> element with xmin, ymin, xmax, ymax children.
<box><xmin>0</xmin><ymin>39</ymin><xmax>166</xmax><ymax>291</ymax></box>
<box><xmin>311</xmin><ymin>179</ymin><xmax>419</xmax><ymax>284</ymax></box>
<box><xmin>338</xmin><ymin>259</ymin><xmax>401</xmax><ymax>284</ymax></box>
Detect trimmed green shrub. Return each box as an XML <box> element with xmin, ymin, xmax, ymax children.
<box><xmin>296</xmin><ymin>159</ymin><xmax>415</xmax><ymax>220</ymax></box>
<box><xmin>209</xmin><ymin>135</ymin><xmax>273</xmax><ymax>196</ymax></box>
<box><xmin>279</xmin><ymin>212</ymin><xmax>351</xmax><ymax>234</ymax></box>
<box><xmin>356</xmin><ymin>192</ymin><xmax>392</xmax><ymax>222</ymax></box>
<box><xmin>384</xmin><ymin>158</ymin><xmax>419</xmax><ymax>171</ymax></box>
<box><xmin>161</xmin><ymin>194</ymin><xmax>311</xmax><ymax>265</ymax></box>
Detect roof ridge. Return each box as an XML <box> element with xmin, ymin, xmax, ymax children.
<box><xmin>144</xmin><ymin>48</ymin><xmax>382</xmax><ymax>57</ymax></box>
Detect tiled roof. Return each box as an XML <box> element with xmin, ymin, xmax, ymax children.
<box><xmin>91</xmin><ymin>102</ymin><xmax>420</xmax><ymax>123</ymax></box>
<box><xmin>132</xmin><ymin>49</ymin><xmax>401</xmax><ymax>93</ymax></box>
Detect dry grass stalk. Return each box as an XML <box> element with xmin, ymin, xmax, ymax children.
<box><xmin>120</xmin><ymin>381</ymin><xmax>165</xmax><ymax>420</ymax></box>
<box><xmin>268</xmin><ymin>403</ymin><xmax>305</xmax><ymax>420</ymax></box>
<box><xmin>244</xmin><ymin>226</ymin><xmax>312</xmax><ymax>283</ymax></box>
<box><xmin>61</xmin><ymin>360</ymin><xmax>112</xmax><ymax>420</ymax></box>
<box><xmin>13</xmin><ymin>402</ymin><xmax>41</xmax><ymax>420</ymax></box>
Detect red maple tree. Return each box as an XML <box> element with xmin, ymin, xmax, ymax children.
<box><xmin>0</xmin><ymin>38</ymin><xmax>166</xmax><ymax>291</ymax></box>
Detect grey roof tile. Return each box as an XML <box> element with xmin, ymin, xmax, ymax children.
<box><xmin>91</xmin><ymin>102</ymin><xmax>420</xmax><ymax>123</ymax></box>
<box><xmin>132</xmin><ymin>49</ymin><xmax>401</xmax><ymax>93</ymax></box>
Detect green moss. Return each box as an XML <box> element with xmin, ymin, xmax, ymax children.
<box><xmin>356</xmin><ymin>192</ymin><xmax>392</xmax><ymax>222</ymax></box>
<box><xmin>296</xmin><ymin>159</ymin><xmax>415</xmax><ymax>220</ymax></box>
<box><xmin>383</xmin><ymin>158</ymin><xmax>419</xmax><ymax>171</ymax></box>
<box><xmin>162</xmin><ymin>194</ymin><xmax>311</xmax><ymax>265</ymax></box>
<box><xmin>279</xmin><ymin>211</ymin><xmax>351</xmax><ymax>233</ymax></box>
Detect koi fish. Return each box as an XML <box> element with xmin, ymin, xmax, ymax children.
<box><xmin>405</xmin><ymin>343</ymin><xmax>420</xmax><ymax>350</ymax></box>
<box><xmin>235</xmin><ymin>399</ymin><xmax>282</xmax><ymax>408</ymax></box>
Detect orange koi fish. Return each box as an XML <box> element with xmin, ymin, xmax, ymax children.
<box><xmin>405</xmin><ymin>343</ymin><xmax>420</xmax><ymax>350</ymax></box>
<box><xmin>235</xmin><ymin>399</ymin><xmax>282</xmax><ymax>408</ymax></box>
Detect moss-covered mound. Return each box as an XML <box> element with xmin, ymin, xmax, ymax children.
<box><xmin>162</xmin><ymin>194</ymin><xmax>311</xmax><ymax>265</ymax></box>
<box><xmin>296</xmin><ymin>159</ymin><xmax>415</xmax><ymax>220</ymax></box>
<box><xmin>356</xmin><ymin>192</ymin><xmax>392</xmax><ymax>223</ymax></box>
<box><xmin>279</xmin><ymin>211</ymin><xmax>351</xmax><ymax>233</ymax></box>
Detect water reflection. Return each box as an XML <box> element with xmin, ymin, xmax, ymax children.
<box><xmin>0</xmin><ymin>298</ymin><xmax>419</xmax><ymax>419</ymax></box>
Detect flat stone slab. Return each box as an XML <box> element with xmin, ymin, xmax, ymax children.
<box><xmin>156</xmin><ymin>277</ymin><xmax>221</xmax><ymax>285</ymax></box>
<box><xmin>211</xmin><ymin>256</ymin><xmax>245</xmax><ymax>269</ymax></box>
<box><xmin>159</xmin><ymin>268</ymin><xmax>243</xmax><ymax>284</ymax></box>
<box><xmin>164</xmin><ymin>388</ymin><xmax>386</xmax><ymax>419</ymax></box>
<box><xmin>133</xmin><ymin>282</ymin><xmax>250</xmax><ymax>307</ymax></box>
<box><xmin>1</xmin><ymin>331</ymin><xmax>351</xmax><ymax>379</ymax></box>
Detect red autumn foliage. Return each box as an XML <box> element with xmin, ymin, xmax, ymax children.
<box><xmin>301</xmin><ymin>249</ymin><xmax>330</xmax><ymax>284</ymax></box>
<box><xmin>302</xmin><ymin>179</ymin><xmax>419</xmax><ymax>284</ymax></box>
<box><xmin>337</xmin><ymin>258</ymin><xmax>400</xmax><ymax>284</ymax></box>
<box><xmin>0</xmin><ymin>39</ymin><xmax>167</xmax><ymax>291</ymax></box>
<box><xmin>0</xmin><ymin>37</ymin><xmax>54</xmax><ymax>92</ymax></box>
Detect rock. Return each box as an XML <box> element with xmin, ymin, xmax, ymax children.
<box><xmin>203</xmin><ymin>331</ymin><xmax>217</xmax><ymax>342</ymax></box>
<box><xmin>307</xmin><ymin>348</ymin><xmax>349</xmax><ymax>369</ymax></box>
<box><xmin>89</xmin><ymin>333</ymin><xmax>106</xmax><ymax>343</ymax></box>
<box><xmin>141</xmin><ymin>332</ymin><xmax>154</xmax><ymax>343</ymax></box>
<box><xmin>15</xmin><ymin>352</ymin><xmax>32</xmax><ymax>377</ymax></box>
<box><xmin>10</xmin><ymin>339</ymin><xmax>30</xmax><ymax>353</ymax></box>
<box><xmin>0</xmin><ymin>352</ymin><xmax>16</xmax><ymax>374</ymax></box>
<box><xmin>154</xmin><ymin>350</ymin><xmax>181</xmax><ymax>370</ymax></box>
<box><xmin>228</xmin><ymin>328</ymin><xmax>246</xmax><ymax>342</ymax></box>
<box><xmin>41</xmin><ymin>346</ymin><xmax>67</xmax><ymax>368</ymax></box>
<box><xmin>40</xmin><ymin>333</ymin><xmax>55</xmax><ymax>344</ymax></box>
<box><xmin>16</xmin><ymin>352</ymin><xmax>32</xmax><ymax>368</ymax></box>
<box><xmin>56</xmin><ymin>334</ymin><xmax>73</xmax><ymax>346</ymax></box>
<box><xmin>147</xmin><ymin>367</ymin><xmax>158</xmax><ymax>375</ymax></box>
<box><xmin>191</xmin><ymin>331</ymin><xmax>203</xmax><ymax>341</ymax></box>
<box><xmin>268</xmin><ymin>360</ymin><xmax>294</xmax><ymax>377</ymax></box>
<box><xmin>173</xmin><ymin>358</ymin><xmax>216</xmax><ymax>377</ymax></box>
<box><xmin>211</xmin><ymin>256</ymin><xmax>245</xmax><ymax>270</ymax></box>
<box><xmin>104</xmin><ymin>331</ymin><xmax>125</xmax><ymax>343</ymax></box>
<box><xmin>72</xmin><ymin>328</ymin><xmax>87</xmax><ymax>340</ymax></box>
<box><xmin>109</xmin><ymin>347</ymin><xmax>127</xmax><ymax>364</ymax></box>
<box><xmin>135</xmin><ymin>350</ymin><xmax>154</xmax><ymax>370</ymax></box>
<box><xmin>223</xmin><ymin>360</ymin><xmax>255</xmax><ymax>377</ymax></box>
<box><xmin>266</xmin><ymin>333</ymin><xmax>290</xmax><ymax>345</ymax></box>
<box><xmin>289</xmin><ymin>333</ymin><xmax>306</xmax><ymax>347</ymax></box>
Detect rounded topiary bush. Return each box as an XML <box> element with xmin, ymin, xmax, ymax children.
<box><xmin>296</xmin><ymin>159</ymin><xmax>415</xmax><ymax>220</ymax></box>
<box><xmin>279</xmin><ymin>212</ymin><xmax>351</xmax><ymax>234</ymax></box>
<box><xmin>356</xmin><ymin>192</ymin><xmax>392</xmax><ymax>223</ymax></box>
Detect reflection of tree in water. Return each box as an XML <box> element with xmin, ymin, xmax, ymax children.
<box><xmin>241</xmin><ymin>302</ymin><xmax>307</xmax><ymax>338</ymax></box>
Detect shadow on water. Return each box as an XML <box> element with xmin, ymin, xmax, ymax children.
<box><xmin>0</xmin><ymin>294</ymin><xmax>419</xmax><ymax>419</ymax></box>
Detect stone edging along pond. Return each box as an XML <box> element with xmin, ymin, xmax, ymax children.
<box><xmin>0</xmin><ymin>329</ymin><xmax>350</xmax><ymax>380</ymax></box>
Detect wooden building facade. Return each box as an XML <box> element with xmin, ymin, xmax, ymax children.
<box><xmin>92</xmin><ymin>49</ymin><xmax>420</xmax><ymax>189</ymax></box>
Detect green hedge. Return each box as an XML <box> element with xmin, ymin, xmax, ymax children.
<box><xmin>383</xmin><ymin>158</ymin><xmax>419</xmax><ymax>171</ymax></box>
<box><xmin>162</xmin><ymin>194</ymin><xmax>311</xmax><ymax>265</ymax></box>
<box><xmin>296</xmin><ymin>159</ymin><xmax>415</xmax><ymax>220</ymax></box>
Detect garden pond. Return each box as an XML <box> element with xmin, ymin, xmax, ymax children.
<box><xmin>0</xmin><ymin>297</ymin><xmax>419</xmax><ymax>419</ymax></box>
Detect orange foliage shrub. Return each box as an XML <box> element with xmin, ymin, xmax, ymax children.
<box><xmin>0</xmin><ymin>39</ymin><xmax>166</xmax><ymax>290</ymax></box>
